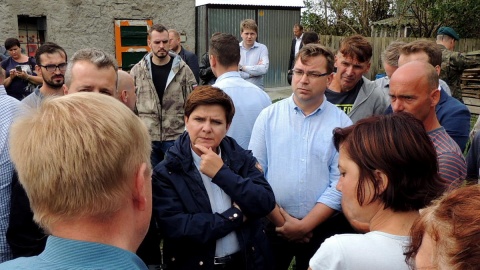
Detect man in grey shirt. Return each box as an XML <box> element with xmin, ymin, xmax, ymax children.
<box><xmin>21</xmin><ymin>42</ymin><xmax>67</xmax><ymax>108</ymax></box>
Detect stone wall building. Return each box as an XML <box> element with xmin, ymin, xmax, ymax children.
<box><xmin>0</xmin><ymin>0</ymin><xmax>196</xmax><ymax>69</ymax></box>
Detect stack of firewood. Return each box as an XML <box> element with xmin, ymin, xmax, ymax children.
<box><xmin>461</xmin><ymin>51</ymin><xmax>480</xmax><ymax>114</ymax></box>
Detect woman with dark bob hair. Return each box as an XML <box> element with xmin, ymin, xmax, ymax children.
<box><xmin>406</xmin><ymin>184</ymin><xmax>480</xmax><ymax>270</ymax></box>
<box><xmin>153</xmin><ymin>86</ymin><xmax>275</xmax><ymax>270</ymax></box>
<box><xmin>309</xmin><ymin>112</ymin><xmax>446</xmax><ymax>270</ymax></box>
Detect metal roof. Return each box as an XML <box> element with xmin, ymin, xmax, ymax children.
<box><xmin>195</xmin><ymin>0</ymin><xmax>304</xmax><ymax>7</ymax></box>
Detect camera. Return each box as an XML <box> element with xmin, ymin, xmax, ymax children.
<box><xmin>15</xmin><ymin>66</ymin><xmax>22</xmax><ymax>72</ymax></box>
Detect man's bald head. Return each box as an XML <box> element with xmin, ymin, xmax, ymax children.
<box><xmin>389</xmin><ymin>61</ymin><xmax>440</xmax><ymax>126</ymax></box>
<box><xmin>117</xmin><ymin>70</ymin><xmax>137</xmax><ymax>111</ymax></box>
<box><xmin>392</xmin><ymin>61</ymin><xmax>439</xmax><ymax>94</ymax></box>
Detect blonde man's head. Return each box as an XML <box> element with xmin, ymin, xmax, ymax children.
<box><xmin>240</xmin><ymin>19</ymin><xmax>258</xmax><ymax>34</ymax></box>
<box><xmin>9</xmin><ymin>92</ymin><xmax>151</xmax><ymax>230</ymax></box>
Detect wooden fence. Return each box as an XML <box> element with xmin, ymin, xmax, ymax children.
<box><xmin>318</xmin><ymin>35</ymin><xmax>480</xmax><ymax>80</ymax></box>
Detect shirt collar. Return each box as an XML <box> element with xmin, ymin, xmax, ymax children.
<box><xmin>296</xmin><ymin>34</ymin><xmax>303</xmax><ymax>41</ymax></box>
<box><xmin>215</xmin><ymin>71</ymin><xmax>241</xmax><ymax>82</ymax></box>
<box><xmin>0</xmin><ymin>85</ymin><xmax>6</xmax><ymax>95</ymax></box>
<box><xmin>240</xmin><ymin>41</ymin><xmax>259</xmax><ymax>49</ymax></box>
<box><xmin>289</xmin><ymin>95</ymin><xmax>325</xmax><ymax>116</ymax></box>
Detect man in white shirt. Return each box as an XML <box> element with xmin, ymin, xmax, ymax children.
<box><xmin>238</xmin><ymin>19</ymin><xmax>269</xmax><ymax>90</ymax></box>
<box><xmin>211</xmin><ymin>32</ymin><xmax>271</xmax><ymax>149</ymax></box>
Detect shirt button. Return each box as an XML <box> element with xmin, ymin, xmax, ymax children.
<box><xmin>233</xmin><ymin>213</ymin><xmax>238</xmax><ymax>218</ymax></box>
<box><xmin>199</xmin><ymin>261</ymin><xmax>204</xmax><ymax>265</ymax></box>
<box><xmin>171</xmin><ymin>257</ymin><xmax>175</xmax><ymax>261</ymax></box>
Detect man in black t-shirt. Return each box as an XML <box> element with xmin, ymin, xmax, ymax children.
<box><xmin>130</xmin><ymin>24</ymin><xmax>197</xmax><ymax>167</ymax></box>
<box><xmin>325</xmin><ymin>35</ymin><xmax>388</xmax><ymax>123</ymax></box>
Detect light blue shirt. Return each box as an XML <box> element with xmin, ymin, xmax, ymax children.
<box><xmin>192</xmin><ymin>148</ymin><xmax>240</xmax><ymax>257</ymax></box>
<box><xmin>0</xmin><ymin>236</ymin><xmax>148</xmax><ymax>269</ymax></box>
<box><xmin>249</xmin><ymin>96</ymin><xmax>352</xmax><ymax>218</ymax></box>
<box><xmin>239</xmin><ymin>41</ymin><xmax>269</xmax><ymax>89</ymax></box>
<box><xmin>214</xmin><ymin>71</ymin><xmax>271</xmax><ymax>149</ymax></box>
<box><xmin>0</xmin><ymin>85</ymin><xmax>20</xmax><ymax>262</ymax></box>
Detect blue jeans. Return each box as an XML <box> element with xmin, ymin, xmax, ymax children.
<box><xmin>151</xmin><ymin>140</ymin><xmax>175</xmax><ymax>168</ymax></box>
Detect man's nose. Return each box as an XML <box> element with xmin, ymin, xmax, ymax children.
<box><xmin>391</xmin><ymin>100</ymin><xmax>403</xmax><ymax>112</ymax></box>
<box><xmin>345</xmin><ymin>66</ymin><xmax>354</xmax><ymax>75</ymax></box>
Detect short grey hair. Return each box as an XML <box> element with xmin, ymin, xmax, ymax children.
<box><xmin>64</xmin><ymin>48</ymin><xmax>119</xmax><ymax>89</ymax></box>
<box><xmin>381</xmin><ymin>41</ymin><xmax>406</xmax><ymax>67</ymax></box>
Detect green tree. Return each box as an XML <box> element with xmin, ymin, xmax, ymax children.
<box><xmin>301</xmin><ymin>0</ymin><xmax>393</xmax><ymax>36</ymax></box>
<box><xmin>399</xmin><ymin>0</ymin><xmax>480</xmax><ymax>38</ymax></box>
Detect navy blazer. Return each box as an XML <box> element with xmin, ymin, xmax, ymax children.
<box><xmin>178</xmin><ymin>47</ymin><xmax>200</xmax><ymax>83</ymax></box>
<box><xmin>153</xmin><ymin>132</ymin><xmax>275</xmax><ymax>270</ymax></box>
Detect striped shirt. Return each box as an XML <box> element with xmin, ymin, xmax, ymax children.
<box><xmin>428</xmin><ymin>127</ymin><xmax>466</xmax><ymax>186</ymax></box>
<box><xmin>0</xmin><ymin>236</ymin><xmax>148</xmax><ymax>269</ymax></box>
<box><xmin>0</xmin><ymin>85</ymin><xmax>20</xmax><ymax>262</ymax></box>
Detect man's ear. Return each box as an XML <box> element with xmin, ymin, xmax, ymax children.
<box><xmin>134</xmin><ymin>162</ymin><xmax>149</xmax><ymax>211</ymax></box>
<box><xmin>63</xmin><ymin>84</ymin><xmax>68</xmax><ymax>95</ymax></box>
<box><xmin>430</xmin><ymin>88</ymin><xmax>440</xmax><ymax>106</ymax></box>
<box><xmin>364</xmin><ymin>62</ymin><xmax>371</xmax><ymax>74</ymax></box>
<box><xmin>327</xmin><ymin>72</ymin><xmax>334</xmax><ymax>86</ymax></box>
<box><xmin>120</xmin><ymin>90</ymin><xmax>128</xmax><ymax>104</ymax></box>
<box><xmin>209</xmin><ymin>54</ymin><xmax>216</xmax><ymax>68</ymax></box>
<box><xmin>35</xmin><ymin>65</ymin><xmax>42</xmax><ymax>76</ymax></box>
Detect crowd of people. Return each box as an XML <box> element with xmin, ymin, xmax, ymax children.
<box><xmin>0</xmin><ymin>19</ymin><xmax>479</xmax><ymax>270</ymax></box>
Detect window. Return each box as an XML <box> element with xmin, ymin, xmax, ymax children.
<box><xmin>114</xmin><ymin>19</ymin><xmax>152</xmax><ymax>70</ymax></box>
<box><xmin>17</xmin><ymin>15</ymin><xmax>46</xmax><ymax>57</ymax></box>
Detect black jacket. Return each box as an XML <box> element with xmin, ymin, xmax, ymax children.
<box><xmin>153</xmin><ymin>132</ymin><xmax>275</xmax><ymax>270</ymax></box>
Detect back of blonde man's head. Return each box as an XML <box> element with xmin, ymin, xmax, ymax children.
<box><xmin>9</xmin><ymin>92</ymin><xmax>151</xmax><ymax>230</ymax></box>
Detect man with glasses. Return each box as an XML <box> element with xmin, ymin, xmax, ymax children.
<box><xmin>21</xmin><ymin>42</ymin><xmax>67</xmax><ymax>108</ymax></box>
<box><xmin>249</xmin><ymin>44</ymin><xmax>354</xmax><ymax>270</ymax></box>
<box><xmin>326</xmin><ymin>35</ymin><xmax>388</xmax><ymax>123</ymax></box>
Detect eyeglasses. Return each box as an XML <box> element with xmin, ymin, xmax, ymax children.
<box><xmin>292</xmin><ymin>69</ymin><xmax>330</xmax><ymax>79</ymax></box>
<box><xmin>39</xmin><ymin>63</ymin><xmax>68</xmax><ymax>72</ymax></box>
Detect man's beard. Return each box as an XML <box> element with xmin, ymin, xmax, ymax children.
<box><xmin>44</xmin><ymin>75</ymin><xmax>64</xmax><ymax>89</ymax></box>
<box><xmin>155</xmin><ymin>50</ymin><xmax>168</xmax><ymax>59</ymax></box>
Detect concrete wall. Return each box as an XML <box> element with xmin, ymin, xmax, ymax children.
<box><xmin>0</xmin><ymin>0</ymin><xmax>196</xmax><ymax>59</ymax></box>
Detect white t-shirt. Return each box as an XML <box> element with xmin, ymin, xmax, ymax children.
<box><xmin>309</xmin><ymin>231</ymin><xmax>410</xmax><ymax>270</ymax></box>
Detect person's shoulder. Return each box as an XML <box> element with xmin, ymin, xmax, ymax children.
<box><xmin>428</xmin><ymin>127</ymin><xmax>462</xmax><ymax>152</ymax></box>
<box><xmin>255</xmin><ymin>42</ymin><xmax>268</xmax><ymax>50</ymax></box>
<box><xmin>0</xmin><ymin>91</ymin><xmax>21</xmax><ymax>107</ymax></box>
<box><xmin>323</xmin><ymin>100</ymin><xmax>352</xmax><ymax>122</ymax></box>
<box><xmin>0</xmin><ymin>256</ymin><xmax>41</xmax><ymax>269</ymax></box>
<box><xmin>442</xmin><ymin>93</ymin><xmax>469</xmax><ymax>111</ymax></box>
<box><xmin>1</xmin><ymin>56</ymin><xmax>12</xmax><ymax>67</ymax></box>
<box><xmin>183</xmin><ymin>48</ymin><xmax>197</xmax><ymax>57</ymax></box>
<box><xmin>259</xmin><ymin>97</ymin><xmax>288</xmax><ymax>115</ymax></box>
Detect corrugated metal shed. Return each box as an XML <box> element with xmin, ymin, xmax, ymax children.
<box><xmin>196</xmin><ymin>2</ymin><xmax>302</xmax><ymax>87</ymax></box>
<box><xmin>195</xmin><ymin>0</ymin><xmax>303</xmax><ymax>7</ymax></box>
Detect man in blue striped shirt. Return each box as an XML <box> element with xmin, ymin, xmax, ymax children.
<box><xmin>0</xmin><ymin>93</ymin><xmax>152</xmax><ymax>269</ymax></box>
<box><xmin>0</xmin><ymin>67</ymin><xmax>20</xmax><ymax>263</ymax></box>
<box><xmin>249</xmin><ymin>44</ymin><xmax>354</xmax><ymax>270</ymax></box>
